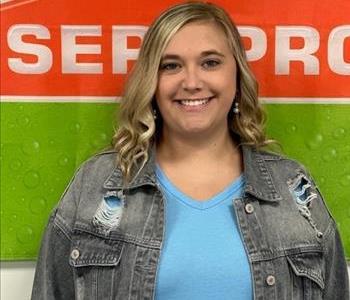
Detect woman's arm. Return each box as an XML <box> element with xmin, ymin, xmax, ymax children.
<box><xmin>323</xmin><ymin>220</ymin><xmax>349</xmax><ymax>299</ymax></box>
<box><xmin>31</xmin><ymin>164</ymin><xmax>85</xmax><ymax>300</ymax></box>
<box><xmin>31</xmin><ymin>212</ymin><xmax>75</xmax><ymax>300</ymax></box>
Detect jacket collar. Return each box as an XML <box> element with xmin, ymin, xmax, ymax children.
<box><xmin>242</xmin><ymin>145</ymin><xmax>282</xmax><ymax>202</ymax></box>
<box><xmin>103</xmin><ymin>144</ymin><xmax>282</xmax><ymax>202</ymax></box>
<box><xmin>103</xmin><ymin>144</ymin><xmax>157</xmax><ymax>190</ymax></box>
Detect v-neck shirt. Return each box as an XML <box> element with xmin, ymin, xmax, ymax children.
<box><xmin>154</xmin><ymin>165</ymin><xmax>253</xmax><ymax>300</ymax></box>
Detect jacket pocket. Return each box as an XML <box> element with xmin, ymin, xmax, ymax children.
<box><xmin>69</xmin><ymin>230</ymin><xmax>124</xmax><ymax>300</ymax></box>
<box><xmin>286</xmin><ymin>251</ymin><xmax>325</xmax><ymax>299</ymax></box>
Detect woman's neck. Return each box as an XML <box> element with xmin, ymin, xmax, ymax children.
<box><xmin>155</xmin><ymin>127</ymin><xmax>243</xmax><ymax>200</ymax></box>
<box><xmin>156</xmin><ymin>127</ymin><xmax>240</xmax><ymax>166</ymax></box>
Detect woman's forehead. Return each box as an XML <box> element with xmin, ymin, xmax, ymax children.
<box><xmin>162</xmin><ymin>21</ymin><xmax>231</xmax><ymax>58</ymax></box>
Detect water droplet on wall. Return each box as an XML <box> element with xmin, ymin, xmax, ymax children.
<box><xmin>306</xmin><ymin>134</ymin><xmax>323</xmax><ymax>150</ymax></box>
<box><xmin>333</xmin><ymin>128</ymin><xmax>345</xmax><ymax>139</ymax></box>
<box><xmin>322</xmin><ymin>148</ymin><xmax>337</xmax><ymax>162</ymax></box>
<box><xmin>30</xmin><ymin>197</ymin><xmax>47</xmax><ymax>214</ymax></box>
<box><xmin>70</xmin><ymin>123</ymin><xmax>81</xmax><ymax>133</ymax></box>
<box><xmin>90</xmin><ymin>132</ymin><xmax>109</xmax><ymax>148</ymax></box>
<box><xmin>285</xmin><ymin>123</ymin><xmax>297</xmax><ymax>134</ymax></box>
<box><xmin>340</xmin><ymin>174</ymin><xmax>350</xmax><ymax>187</ymax></box>
<box><xmin>23</xmin><ymin>171</ymin><xmax>40</xmax><ymax>188</ymax></box>
<box><xmin>17</xmin><ymin>116</ymin><xmax>30</xmax><ymax>127</ymax></box>
<box><xmin>22</xmin><ymin>140</ymin><xmax>40</xmax><ymax>155</ymax></box>
<box><xmin>58</xmin><ymin>155</ymin><xmax>69</xmax><ymax>166</ymax></box>
<box><xmin>10</xmin><ymin>160</ymin><xmax>22</xmax><ymax>170</ymax></box>
<box><xmin>17</xmin><ymin>226</ymin><xmax>34</xmax><ymax>244</ymax></box>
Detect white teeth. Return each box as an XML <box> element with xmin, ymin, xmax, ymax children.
<box><xmin>180</xmin><ymin>98</ymin><xmax>210</xmax><ymax>106</ymax></box>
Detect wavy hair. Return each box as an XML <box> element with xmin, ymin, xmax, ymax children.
<box><xmin>113</xmin><ymin>1</ymin><xmax>271</xmax><ymax>183</ymax></box>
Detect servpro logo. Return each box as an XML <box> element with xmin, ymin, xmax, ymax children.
<box><xmin>1</xmin><ymin>0</ymin><xmax>349</xmax><ymax>98</ymax></box>
<box><xmin>5</xmin><ymin>24</ymin><xmax>350</xmax><ymax>76</ymax></box>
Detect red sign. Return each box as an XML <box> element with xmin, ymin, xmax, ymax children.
<box><xmin>1</xmin><ymin>0</ymin><xmax>349</xmax><ymax>97</ymax></box>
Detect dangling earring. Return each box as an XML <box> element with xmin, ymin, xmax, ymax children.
<box><xmin>153</xmin><ymin>109</ymin><xmax>157</xmax><ymax>120</ymax></box>
<box><xmin>233</xmin><ymin>101</ymin><xmax>240</xmax><ymax>114</ymax></box>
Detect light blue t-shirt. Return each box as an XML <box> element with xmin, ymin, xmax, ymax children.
<box><xmin>155</xmin><ymin>165</ymin><xmax>253</xmax><ymax>300</ymax></box>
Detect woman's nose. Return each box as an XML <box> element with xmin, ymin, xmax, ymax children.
<box><xmin>181</xmin><ymin>67</ymin><xmax>203</xmax><ymax>91</ymax></box>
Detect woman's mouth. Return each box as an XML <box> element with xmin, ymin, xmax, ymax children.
<box><xmin>176</xmin><ymin>96</ymin><xmax>214</xmax><ymax>107</ymax></box>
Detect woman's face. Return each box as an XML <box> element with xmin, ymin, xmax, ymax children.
<box><xmin>155</xmin><ymin>21</ymin><xmax>237</xmax><ymax>139</ymax></box>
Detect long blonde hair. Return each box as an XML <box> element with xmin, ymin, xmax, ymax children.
<box><xmin>113</xmin><ymin>1</ymin><xmax>270</xmax><ymax>183</ymax></box>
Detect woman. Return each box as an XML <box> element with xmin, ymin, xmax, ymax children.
<box><xmin>31</xmin><ymin>2</ymin><xmax>349</xmax><ymax>299</ymax></box>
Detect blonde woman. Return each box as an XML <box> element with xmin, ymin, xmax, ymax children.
<box><xmin>32</xmin><ymin>2</ymin><xmax>349</xmax><ymax>299</ymax></box>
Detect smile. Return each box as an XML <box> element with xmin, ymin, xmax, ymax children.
<box><xmin>177</xmin><ymin>97</ymin><xmax>214</xmax><ymax>106</ymax></box>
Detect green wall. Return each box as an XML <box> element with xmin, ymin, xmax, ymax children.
<box><xmin>1</xmin><ymin>102</ymin><xmax>349</xmax><ymax>260</ymax></box>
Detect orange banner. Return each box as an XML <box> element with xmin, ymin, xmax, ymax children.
<box><xmin>1</xmin><ymin>0</ymin><xmax>349</xmax><ymax>97</ymax></box>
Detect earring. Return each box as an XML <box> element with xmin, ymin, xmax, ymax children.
<box><xmin>233</xmin><ymin>102</ymin><xmax>240</xmax><ymax>114</ymax></box>
<box><xmin>153</xmin><ymin>109</ymin><xmax>157</xmax><ymax>120</ymax></box>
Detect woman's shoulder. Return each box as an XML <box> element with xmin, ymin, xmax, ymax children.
<box><xmin>256</xmin><ymin>150</ymin><xmax>311</xmax><ymax>178</ymax></box>
<box><xmin>52</xmin><ymin>148</ymin><xmax>121</xmax><ymax>229</ymax></box>
<box><xmin>246</xmin><ymin>146</ymin><xmax>311</xmax><ymax>178</ymax></box>
<box><xmin>81</xmin><ymin>147</ymin><xmax>118</xmax><ymax>171</ymax></box>
<box><xmin>251</xmin><ymin>146</ymin><xmax>337</xmax><ymax>235</ymax></box>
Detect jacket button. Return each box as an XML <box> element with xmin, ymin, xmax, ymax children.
<box><xmin>70</xmin><ymin>249</ymin><xmax>80</xmax><ymax>260</ymax></box>
<box><xmin>266</xmin><ymin>275</ymin><xmax>276</xmax><ymax>286</ymax></box>
<box><xmin>245</xmin><ymin>203</ymin><xmax>254</xmax><ymax>214</ymax></box>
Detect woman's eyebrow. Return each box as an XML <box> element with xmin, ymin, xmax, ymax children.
<box><xmin>200</xmin><ymin>50</ymin><xmax>225</xmax><ymax>57</ymax></box>
<box><xmin>161</xmin><ymin>50</ymin><xmax>225</xmax><ymax>61</ymax></box>
<box><xmin>161</xmin><ymin>54</ymin><xmax>181</xmax><ymax>61</ymax></box>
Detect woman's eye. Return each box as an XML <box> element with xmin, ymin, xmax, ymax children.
<box><xmin>203</xmin><ymin>60</ymin><xmax>220</xmax><ymax>68</ymax></box>
<box><xmin>160</xmin><ymin>62</ymin><xmax>180</xmax><ymax>71</ymax></box>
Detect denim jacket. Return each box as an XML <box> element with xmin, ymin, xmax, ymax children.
<box><xmin>31</xmin><ymin>145</ymin><xmax>349</xmax><ymax>300</ymax></box>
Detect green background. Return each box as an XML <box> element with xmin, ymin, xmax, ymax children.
<box><xmin>1</xmin><ymin>102</ymin><xmax>349</xmax><ymax>260</ymax></box>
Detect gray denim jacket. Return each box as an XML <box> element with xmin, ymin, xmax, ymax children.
<box><xmin>31</xmin><ymin>145</ymin><xmax>349</xmax><ymax>300</ymax></box>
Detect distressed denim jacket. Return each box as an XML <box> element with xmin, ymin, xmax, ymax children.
<box><xmin>31</xmin><ymin>145</ymin><xmax>349</xmax><ymax>300</ymax></box>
